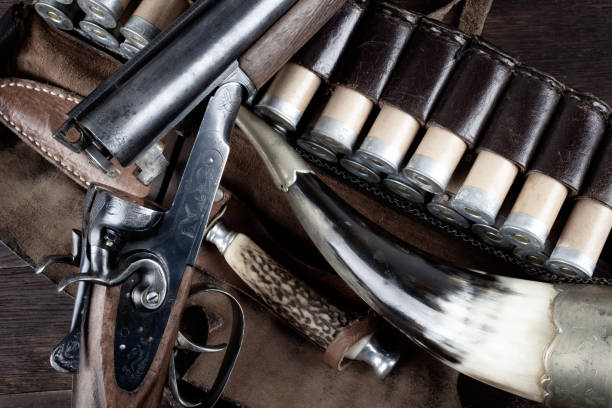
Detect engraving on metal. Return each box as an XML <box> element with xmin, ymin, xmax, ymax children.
<box><xmin>543</xmin><ymin>285</ymin><xmax>612</xmax><ymax>407</ymax></box>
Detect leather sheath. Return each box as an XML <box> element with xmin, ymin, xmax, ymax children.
<box><xmin>477</xmin><ymin>66</ymin><xmax>564</xmax><ymax>170</ymax></box>
<box><xmin>330</xmin><ymin>2</ymin><xmax>419</xmax><ymax>101</ymax></box>
<box><xmin>381</xmin><ymin>20</ymin><xmax>467</xmax><ymax>125</ymax></box>
<box><xmin>292</xmin><ymin>0</ymin><xmax>368</xmax><ymax>81</ymax></box>
<box><xmin>529</xmin><ymin>92</ymin><xmax>610</xmax><ymax>193</ymax></box>
<box><xmin>0</xmin><ymin>77</ymin><xmax>150</xmax><ymax>197</ymax></box>
<box><xmin>580</xmin><ymin>128</ymin><xmax>612</xmax><ymax>209</ymax></box>
<box><xmin>427</xmin><ymin>41</ymin><xmax>515</xmax><ymax>148</ymax></box>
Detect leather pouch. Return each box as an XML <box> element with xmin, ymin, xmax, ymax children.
<box><xmin>427</xmin><ymin>41</ymin><xmax>515</xmax><ymax>148</ymax></box>
<box><xmin>529</xmin><ymin>92</ymin><xmax>609</xmax><ymax>193</ymax></box>
<box><xmin>477</xmin><ymin>66</ymin><xmax>564</xmax><ymax>171</ymax></box>
<box><xmin>329</xmin><ymin>2</ymin><xmax>419</xmax><ymax>101</ymax></box>
<box><xmin>581</xmin><ymin>131</ymin><xmax>612</xmax><ymax>207</ymax></box>
<box><xmin>381</xmin><ymin>19</ymin><xmax>467</xmax><ymax>124</ymax></box>
<box><xmin>292</xmin><ymin>0</ymin><xmax>368</xmax><ymax>82</ymax></box>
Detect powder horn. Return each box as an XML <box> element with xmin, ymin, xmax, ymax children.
<box><xmin>235</xmin><ymin>106</ymin><xmax>612</xmax><ymax>408</ymax></box>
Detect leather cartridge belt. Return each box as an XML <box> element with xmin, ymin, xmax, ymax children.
<box><xmin>255</xmin><ymin>0</ymin><xmax>612</xmax><ymax>281</ymax></box>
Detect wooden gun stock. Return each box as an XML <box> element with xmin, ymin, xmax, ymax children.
<box><xmin>73</xmin><ymin>267</ymin><xmax>194</xmax><ymax>408</ymax></box>
<box><xmin>240</xmin><ymin>0</ymin><xmax>347</xmax><ymax>89</ymax></box>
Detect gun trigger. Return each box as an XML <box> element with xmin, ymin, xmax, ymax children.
<box><xmin>176</xmin><ymin>331</ymin><xmax>226</xmax><ymax>354</ymax></box>
<box><xmin>35</xmin><ymin>229</ymin><xmax>82</xmax><ymax>275</ymax></box>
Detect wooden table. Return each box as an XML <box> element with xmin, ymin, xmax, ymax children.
<box><xmin>0</xmin><ymin>242</ymin><xmax>73</xmax><ymax>407</ymax></box>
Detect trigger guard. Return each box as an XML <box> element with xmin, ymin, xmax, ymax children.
<box><xmin>169</xmin><ymin>284</ymin><xmax>245</xmax><ymax>408</ymax></box>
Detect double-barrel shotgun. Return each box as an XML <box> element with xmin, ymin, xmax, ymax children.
<box><xmin>35</xmin><ymin>1</ymin><xmax>347</xmax><ymax>407</ymax></box>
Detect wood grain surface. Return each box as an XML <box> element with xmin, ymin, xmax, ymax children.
<box><xmin>0</xmin><ymin>241</ymin><xmax>29</xmax><ymax>269</ymax></box>
<box><xmin>0</xmin><ymin>266</ymin><xmax>73</xmax><ymax>395</ymax></box>
<box><xmin>483</xmin><ymin>1</ymin><xmax>612</xmax><ymax>104</ymax></box>
<box><xmin>239</xmin><ymin>0</ymin><xmax>346</xmax><ymax>89</ymax></box>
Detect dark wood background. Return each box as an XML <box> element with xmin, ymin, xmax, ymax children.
<box><xmin>0</xmin><ymin>0</ymin><xmax>610</xmax><ymax>407</ymax></box>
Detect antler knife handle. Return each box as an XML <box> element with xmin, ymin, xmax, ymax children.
<box><xmin>205</xmin><ymin>220</ymin><xmax>398</xmax><ymax>378</ymax></box>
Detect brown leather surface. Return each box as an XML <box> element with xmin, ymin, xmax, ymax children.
<box><xmin>580</xmin><ymin>128</ymin><xmax>612</xmax><ymax>209</ymax></box>
<box><xmin>428</xmin><ymin>41</ymin><xmax>515</xmax><ymax>148</ymax></box>
<box><xmin>9</xmin><ymin>8</ymin><xmax>121</xmax><ymax>96</ymax></box>
<box><xmin>324</xmin><ymin>313</ymin><xmax>379</xmax><ymax>370</ymax></box>
<box><xmin>381</xmin><ymin>19</ymin><xmax>467</xmax><ymax>124</ymax></box>
<box><xmin>292</xmin><ymin>0</ymin><xmax>368</xmax><ymax>81</ymax></box>
<box><xmin>0</xmin><ymin>130</ymin><xmax>84</xmax><ymax>285</ymax></box>
<box><xmin>330</xmin><ymin>2</ymin><xmax>419</xmax><ymax>101</ymax></box>
<box><xmin>529</xmin><ymin>92</ymin><xmax>610</xmax><ymax>193</ymax></box>
<box><xmin>0</xmin><ymin>77</ymin><xmax>150</xmax><ymax>196</ymax></box>
<box><xmin>477</xmin><ymin>67</ymin><xmax>563</xmax><ymax>171</ymax></box>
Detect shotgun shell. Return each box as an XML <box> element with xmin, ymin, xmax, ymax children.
<box><xmin>501</xmin><ymin>173</ymin><xmax>567</xmax><ymax>250</ymax></box>
<box><xmin>297</xmin><ymin>132</ymin><xmax>338</xmax><ymax>163</ymax></box>
<box><xmin>340</xmin><ymin>154</ymin><xmax>381</xmax><ymax>184</ymax></box>
<box><xmin>256</xmin><ymin>63</ymin><xmax>322</xmax><ymax>132</ymax></box>
<box><xmin>119</xmin><ymin>15</ymin><xmax>159</xmax><ymax>48</ymax></box>
<box><xmin>119</xmin><ymin>40</ymin><xmax>140</xmax><ymax>58</ymax></box>
<box><xmin>77</xmin><ymin>0</ymin><xmax>130</xmax><ymax>28</ymax></box>
<box><xmin>310</xmin><ymin>87</ymin><xmax>374</xmax><ymax>155</ymax></box>
<box><xmin>403</xmin><ymin>126</ymin><xmax>467</xmax><ymax>195</ymax></box>
<box><xmin>383</xmin><ymin>173</ymin><xmax>426</xmax><ymax>204</ymax></box>
<box><xmin>80</xmin><ymin>19</ymin><xmax>120</xmax><ymax>48</ymax></box>
<box><xmin>352</xmin><ymin>105</ymin><xmax>420</xmax><ymax>175</ymax></box>
<box><xmin>472</xmin><ymin>213</ymin><xmax>514</xmax><ymax>249</ymax></box>
<box><xmin>35</xmin><ymin>0</ymin><xmax>80</xmax><ymax>30</ymax></box>
<box><xmin>427</xmin><ymin>191</ymin><xmax>470</xmax><ymax>229</ymax></box>
<box><xmin>546</xmin><ymin>199</ymin><xmax>612</xmax><ymax>278</ymax></box>
<box><xmin>514</xmin><ymin>243</ymin><xmax>552</xmax><ymax>269</ymax></box>
<box><xmin>453</xmin><ymin>150</ymin><xmax>519</xmax><ymax>225</ymax></box>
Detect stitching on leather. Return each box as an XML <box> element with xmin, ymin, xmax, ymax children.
<box><xmin>0</xmin><ymin>80</ymin><xmax>89</xmax><ymax>185</ymax></box>
<box><xmin>0</xmin><ymin>111</ymin><xmax>91</xmax><ymax>186</ymax></box>
<box><xmin>0</xmin><ymin>81</ymin><xmax>82</xmax><ymax>104</ymax></box>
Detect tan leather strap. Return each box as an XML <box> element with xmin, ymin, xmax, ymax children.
<box><xmin>323</xmin><ymin>313</ymin><xmax>379</xmax><ymax>370</ymax></box>
<box><xmin>428</xmin><ymin>0</ymin><xmax>494</xmax><ymax>35</ymax></box>
<box><xmin>459</xmin><ymin>0</ymin><xmax>494</xmax><ymax>35</ymax></box>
